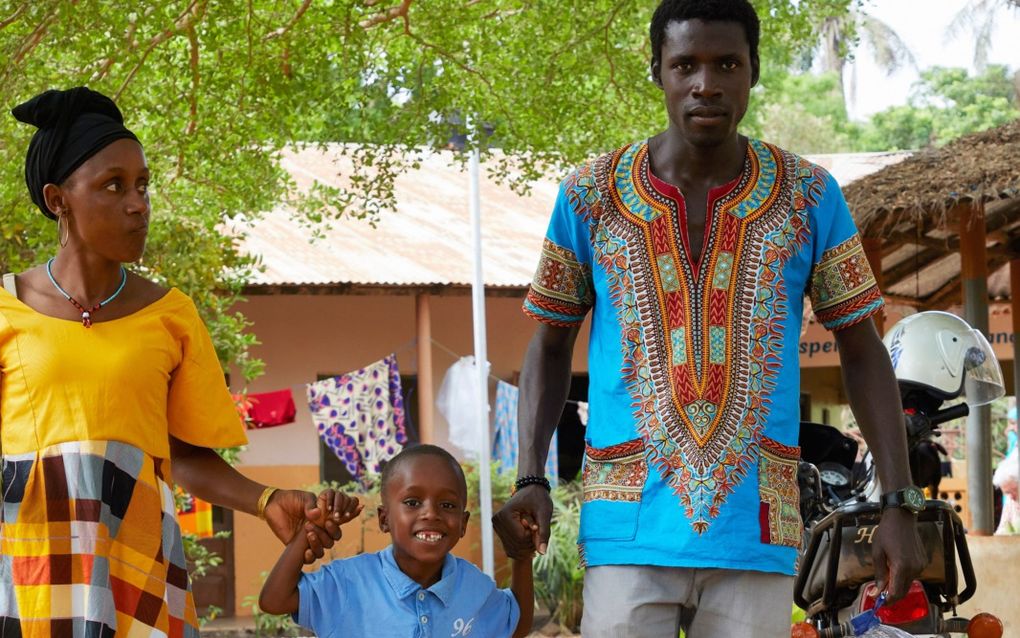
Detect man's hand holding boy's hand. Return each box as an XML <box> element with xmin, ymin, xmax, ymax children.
<box><xmin>299</xmin><ymin>489</ymin><xmax>363</xmax><ymax>563</ymax></box>
<box><xmin>510</xmin><ymin>511</ymin><xmax>538</xmax><ymax>560</ymax></box>
<box><xmin>494</xmin><ymin>486</ymin><xmax>551</xmax><ymax>559</ymax></box>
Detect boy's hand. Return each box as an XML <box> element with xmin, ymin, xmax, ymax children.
<box><xmin>300</xmin><ymin>489</ymin><xmax>363</xmax><ymax>563</ymax></box>
<box><xmin>311</xmin><ymin>489</ymin><xmax>363</xmax><ymax>527</ymax></box>
<box><xmin>515</xmin><ymin>512</ymin><xmax>538</xmax><ymax>559</ymax></box>
<box><xmin>263</xmin><ymin>489</ymin><xmax>344</xmax><ymax>545</ymax></box>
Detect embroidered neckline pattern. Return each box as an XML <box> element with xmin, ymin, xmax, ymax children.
<box><xmin>577</xmin><ymin>139</ymin><xmax>819</xmax><ymax>533</ymax></box>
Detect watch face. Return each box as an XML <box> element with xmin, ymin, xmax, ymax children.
<box><xmin>904</xmin><ymin>486</ymin><xmax>925</xmax><ymax>511</ymax></box>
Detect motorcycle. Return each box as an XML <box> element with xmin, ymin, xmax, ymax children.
<box><xmin>792</xmin><ymin>312</ymin><xmax>1006</xmax><ymax>638</ymax></box>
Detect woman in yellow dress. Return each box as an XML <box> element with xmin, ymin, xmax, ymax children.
<box><xmin>1</xmin><ymin>87</ymin><xmax>339</xmax><ymax>637</ymax></box>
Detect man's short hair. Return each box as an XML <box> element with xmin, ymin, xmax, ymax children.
<box><xmin>380</xmin><ymin>443</ymin><xmax>468</xmax><ymax>502</ymax></box>
<box><xmin>649</xmin><ymin>0</ymin><xmax>761</xmax><ymax>72</ymax></box>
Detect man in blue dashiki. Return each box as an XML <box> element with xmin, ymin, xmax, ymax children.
<box><xmin>492</xmin><ymin>1</ymin><xmax>926</xmax><ymax>636</ymax></box>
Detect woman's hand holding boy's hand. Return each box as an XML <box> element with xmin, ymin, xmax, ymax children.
<box><xmin>264</xmin><ymin>489</ymin><xmax>342</xmax><ymax>551</ymax></box>
<box><xmin>317</xmin><ymin>489</ymin><xmax>364</xmax><ymax>527</ymax></box>
<box><xmin>299</xmin><ymin>490</ymin><xmax>364</xmax><ymax>563</ymax></box>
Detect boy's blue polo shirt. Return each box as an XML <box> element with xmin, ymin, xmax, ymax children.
<box><xmin>297</xmin><ymin>545</ymin><xmax>520</xmax><ymax>638</ymax></box>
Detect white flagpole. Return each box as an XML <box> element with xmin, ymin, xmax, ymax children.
<box><xmin>469</xmin><ymin>131</ymin><xmax>495</xmax><ymax>577</ymax></box>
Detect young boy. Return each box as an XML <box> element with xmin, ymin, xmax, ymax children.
<box><xmin>259</xmin><ymin>444</ymin><xmax>535</xmax><ymax>638</ymax></box>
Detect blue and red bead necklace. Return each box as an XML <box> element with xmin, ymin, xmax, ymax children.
<box><xmin>45</xmin><ymin>258</ymin><xmax>127</xmax><ymax>328</ymax></box>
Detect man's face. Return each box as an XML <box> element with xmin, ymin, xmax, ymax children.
<box><xmin>653</xmin><ymin>19</ymin><xmax>756</xmax><ymax>148</ymax></box>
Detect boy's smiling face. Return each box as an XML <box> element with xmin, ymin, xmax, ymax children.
<box><xmin>378</xmin><ymin>453</ymin><xmax>470</xmax><ymax>587</ymax></box>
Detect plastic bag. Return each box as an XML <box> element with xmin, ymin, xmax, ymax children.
<box><xmin>850</xmin><ymin>592</ymin><xmax>913</xmax><ymax>637</ymax></box>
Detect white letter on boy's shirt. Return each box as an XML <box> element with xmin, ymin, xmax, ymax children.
<box><xmin>451</xmin><ymin>617</ymin><xmax>475</xmax><ymax>636</ymax></box>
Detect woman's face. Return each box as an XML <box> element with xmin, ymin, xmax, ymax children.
<box><xmin>51</xmin><ymin>138</ymin><xmax>151</xmax><ymax>263</ymax></box>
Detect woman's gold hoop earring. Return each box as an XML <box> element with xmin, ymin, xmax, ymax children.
<box><xmin>57</xmin><ymin>214</ymin><xmax>69</xmax><ymax>247</ymax></box>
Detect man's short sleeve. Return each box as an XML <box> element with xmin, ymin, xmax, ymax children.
<box><xmin>296</xmin><ymin>563</ymin><xmax>347</xmax><ymax>638</ymax></box>
<box><xmin>523</xmin><ymin>171</ymin><xmax>596</xmax><ymax>327</ymax></box>
<box><xmin>807</xmin><ymin>172</ymin><xmax>884</xmax><ymax>331</ymax></box>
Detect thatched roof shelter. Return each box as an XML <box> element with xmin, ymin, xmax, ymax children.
<box><xmin>843</xmin><ymin>118</ymin><xmax>1020</xmax><ymax>308</ymax></box>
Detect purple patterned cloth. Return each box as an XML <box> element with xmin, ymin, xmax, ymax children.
<box><xmin>306</xmin><ymin>354</ymin><xmax>408</xmax><ymax>487</ymax></box>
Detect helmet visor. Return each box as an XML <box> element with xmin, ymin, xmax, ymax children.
<box><xmin>955</xmin><ymin>328</ymin><xmax>1005</xmax><ymax>406</ymax></box>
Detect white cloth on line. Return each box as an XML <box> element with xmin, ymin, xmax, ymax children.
<box><xmin>436</xmin><ymin>356</ymin><xmax>491</xmax><ymax>458</ymax></box>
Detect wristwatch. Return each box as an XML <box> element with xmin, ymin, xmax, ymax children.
<box><xmin>880</xmin><ymin>485</ymin><xmax>925</xmax><ymax>514</ymax></box>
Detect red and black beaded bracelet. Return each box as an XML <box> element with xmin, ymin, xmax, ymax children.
<box><xmin>512</xmin><ymin>475</ymin><xmax>551</xmax><ymax>494</ymax></box>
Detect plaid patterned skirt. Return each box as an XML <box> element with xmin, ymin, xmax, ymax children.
<box><xmin>1</xmin><ymin>440</ymin><xmax>199</xmax><ymax>637</ymax></box>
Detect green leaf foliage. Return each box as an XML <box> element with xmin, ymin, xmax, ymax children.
<box><xmin>1</xmin><ymin>0</ymin><xmax>850</xmax><ymax>372</ymax></box>
<box><xmin>858</xmin><ymin>65</ymin><xmax>1019</xmax><ymax>151</ymax></box>
<box><xmin>745</xmin><ymin>69</ymin><xmax>863</xmax><ymax>153</ymax></box>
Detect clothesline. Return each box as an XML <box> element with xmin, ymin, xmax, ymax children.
<box><xmin>428</xmin><ymin>338</ymin><xmax>585</xmax><ymax>406</ymax></box>
<box><xmin>428</xmin><ymin>338</ymin><xmax>504</xmax><ymax>385</ymax></box>
<box><xmin>287</xmin><ymin>338</ymin><xmax>418</xmax><ymax>395</ymax></box>
<box><xmin>286</xmin><ymin>337</ymin><xmax>585</xmax><ymax>406</ymax></box>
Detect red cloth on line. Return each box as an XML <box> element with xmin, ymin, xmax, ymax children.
<box><xmin>246</xmin><ymin>389</ymin><xmax>296</xmax><ymax>428</ymax></box>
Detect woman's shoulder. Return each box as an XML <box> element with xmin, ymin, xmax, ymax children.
<box><xmin>131</xmin><ymin>273</ymin><xmax>171</xmax><ymax>302</ymax></box>
<box><xmin>127</xmin><ymin>274</ymin><xmax>194</xmax><ymax>317</ymax></box>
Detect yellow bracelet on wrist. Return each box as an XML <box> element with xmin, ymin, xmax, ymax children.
<box><xmin>256</xmin><ymin>486</ymin><xmax>279</xmax><ymax>520</ymax></box>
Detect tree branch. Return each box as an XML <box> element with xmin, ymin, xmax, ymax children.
<box><xmin>264</xmin><ymin>0</ymin><xmax>313</xmax><ymax>41</ymax></box>
<box><xmin>92</xmin><ymin>11</ymin><xmax>144</xmax><ymax>82</ymax></box>
<box><xmin>396</xmin><ymin>8</ymin><xmax>518</xmax><ymax>141</ymax></box>
<box><xmin>237</xmin><ymin>0</ymin><xmax>254</xmax><ymax>111</ymax></box>
<box><xmin>360</xmin><ymin>0</ymin><xmax>413</xmax><ymax>29</ymax></box>
<box><xmin>10</xmin><ymin>4</ymin><xmax>60</xmax><ymax>66</ymax></box>
<box><xmin>115</xmin><ymin>0</ymin><xmax>206</xmax><ymax>101</ymax></box>
<box><xmin>602</xmin><ymin>0</ymin><xmax>630</xmax><ymax>102</ymax></box>
<box><xmin>544</xmin><ymin>0</ymin><xmax>628</xmax><ymax>86</ymax></box>
<box><xmin>185</xmin><ymin>24</ymin><xmax>200</xmax><ymax>136</ymax></box>
<box><xmin>0</xmin><ymin>3</ymin><xmax>26</xmax><ymax>31</ymax></box>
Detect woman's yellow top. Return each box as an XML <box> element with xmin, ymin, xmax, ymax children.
<box><xmin>0</xmin><ymin>287</ymin><xmax>248</xmax><ymax>457</ymax></box>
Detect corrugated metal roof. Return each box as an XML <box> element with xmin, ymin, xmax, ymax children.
<box><xmin>239</xmin><ymin>145</ymin><xmax>557</xmax><ymax>289</ymax></box>
<box><xmin>240</xmin><ymin>145</ymin><xmax>910</xmax><ymax>289</ymax></box>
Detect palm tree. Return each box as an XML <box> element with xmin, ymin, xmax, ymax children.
<box><xmin>947</xmin><ymin>0</ymin><xmax>1020</xmax><ymax>70</ymax></box>
<box><xmin>816</xmin><ymin>8</ymin><xmax>916</xmax><ymax>110</ymax></box>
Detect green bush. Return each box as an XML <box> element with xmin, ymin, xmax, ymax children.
<box><xmin>242</xmin><ymin>573</ymin><xmax>302</xmax><ymax>637</ymax></box>
<box><xmin>533</xmin><ymin>482</ymin><xmax>584</xmax><ymax>633</ymax></box>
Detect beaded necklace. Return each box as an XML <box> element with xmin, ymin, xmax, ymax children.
<box><xmin>45</xmin><ymin>258</ymin><xmax>127</xmax><ymax>328</ymax></box>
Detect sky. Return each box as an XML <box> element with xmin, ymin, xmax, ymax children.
<box><xmin>843</xmin><ymin>0</ymin><xmax>1019</xmax><ymax>120</ymax></box>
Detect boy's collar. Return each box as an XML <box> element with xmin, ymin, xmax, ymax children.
<box><xmin>380</xmin><ymin>545</ymin><xmax>458</xmax><ymax>606</ymax></box>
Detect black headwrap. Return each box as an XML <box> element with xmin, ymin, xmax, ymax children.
<box><xmin>11</xmin><ymin>87</ymin><xmax>139</xmax><ymax>220</ymax></box>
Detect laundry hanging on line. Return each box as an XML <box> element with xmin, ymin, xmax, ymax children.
<box><xmin>492</xmin><ymin>380</ymin><xmax>559</xmax><ymax>485</ymax></box>
<box><xmin>576</xmin><ymin>401</ymin><xmax>589</xmax><ymax>427</ymax></box>
<box><xmin>176</xmin><ymin>489</ymin><xmax>214</xmax><ymax>539</ymax></box>
<box><xmin>306</xmin><ymin>353</ymin><xmax>408</xmax><ymax>488</ymax></box>
<box><xmin>243</xmin><ymin>388</ymin><xmax>297</xmax><ymax>429</ymax></box>
<box><xmin>436</xmin><ymin>355</ymin><xmax>491</xmax><ymax>458</ymax></box>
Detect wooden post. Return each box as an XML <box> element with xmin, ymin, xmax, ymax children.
<box><xmin>416</xmin><ymin>293</ymin><xmax>435</xmax><ymax>444</ymax></box>
<box><xmin>862</xmin><ymin>237</ymin><xmax>885</xmax><ymax>336</ymax></box>
<box><xmin>1010</xmin><ymin>256</ymin><xmax>1020</xmax><ymax>517</ymax></box>
<box><xmin>959</xmin><ymin>202</ymin><xmax>993</xmax><ymax>535</ymax></box>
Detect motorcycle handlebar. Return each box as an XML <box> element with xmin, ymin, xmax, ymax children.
<box><xmin>925</xmin><ymin>402</ymin><xmax>970</xmax><ymax>427</ymax></box>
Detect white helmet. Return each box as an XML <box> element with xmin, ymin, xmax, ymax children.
<box><xmin>883</xmin><ymin>311</ymin><xmax>1005</xmax><ymax>407</ymax></box>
